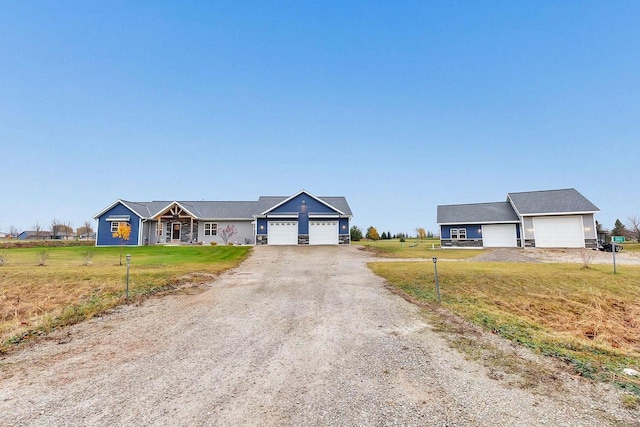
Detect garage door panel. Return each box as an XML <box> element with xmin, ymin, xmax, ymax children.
<box><xmin>268</xmin><ymin>221</ymin><xmax>298</xmax><ymax>245</ymax></box>
<box><xmin>533</xmin><ymin>216</ymin><xmax>584</xmax><ymax>248</ymax></box>
<box><xmin>482</xmin><ymin>224</ymin><xmax>517</xmax><ymax>248</ymax></box>
<box><xmin>309</xmin><ymin>221</ymin><xmax>338</xmax><ymax>245</ymax></box>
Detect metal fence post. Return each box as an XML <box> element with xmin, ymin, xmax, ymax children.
<box><xmin>126</xmin><ymin>254</ymin><xmax>131</xmax><ymax>299</ymax></box>
<box><xmin>612</xmin><ymin>243</ymin><xmax>617</xmax><ymax>274</ymax></box>
<box><xmin>432</xmin><ymin>257</ymin><xmax>441</xmax><ymax>303</ymax></box>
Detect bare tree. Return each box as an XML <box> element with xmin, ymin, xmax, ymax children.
<box><xmin>34</xmin><ymin>222</ymin><xmax>43</xmax><ymax>240</ymax></box>
<box><xmin>580</xmin><ymin>248</ymin><xmax>597</xmax><ymax>269</ymax></box>
<box><xmin>50</xmin><ymin>219</ymin><xmax>63</xmax><ymax>239</ymax></box>
<box><xmin>77</xmin><ymin>221</ymin><xmax>94</xmax><ymax>240</ymax></box>
<box><xmin>9</xmin><ymin>225</ymin><xmax>19</xmax><ymax>239</ymax></box>
<box><xmin>220</xmin><ymin>224</ymin><xmax>238</xmax><ymax>244</ymax></box>
<box><xmin>64</xmin><ymin>221</ymin><xmax>73</xmax><ymax>240</ymax></box>
<box><xmin>627</xmin><ymin>215</ymin><xmax>640</xmax><ymax>243</ymax></box>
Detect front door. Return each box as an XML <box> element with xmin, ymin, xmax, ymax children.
<box><xmin>172</xmin><ymin>223</ymin><xmax>181</xmax><ymax>242</ymax></box>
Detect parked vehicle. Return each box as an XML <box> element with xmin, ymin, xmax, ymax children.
<box><xmin>598</xmin><ymin>240</ymin><xmax>623</xmax><ymax>252</ymax></box>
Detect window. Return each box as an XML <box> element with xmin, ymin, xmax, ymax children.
<box><xmin>156</xmin><ymin>222</ymin><xmax>163</xmax><ymax>236</ymax></box>
<box><xmin>204</xmin><ymin>222</ymin><xmax>218</xmax><ymax>236</ymax></box>
<box><xmin>111</xmin><ymin>222</ymin><xmax>120</xmax><ymax>233</ymax></box>
<box><xmin>451</xmin><ymin>228</ymin><xmax>466</xmax><ymax>240</ymax></box>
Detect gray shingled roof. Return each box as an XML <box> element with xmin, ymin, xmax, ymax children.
<box><xmin>507</xmin><ymin>188</ymin><xmax>599</xmax><ymax>215</ymax></box>
<box><xmin>180</xmin><ymin>201</ymin><xmax>259</xmax><ymax>219</ymax></box>
<box><xmin>437</xmin><ymin>202</ymin><xmax>519</xmax><ymax>224</ymax></box>
<box><xmin>118</xmin><ymin>195</ymin><xmax>351</xmax><ymax>220</ymax></box>
<box><xmin>256</xmin><ymin>196</ymin><xmax>353</xmax><ymax>216</ymax></box>
<box><xmin>319</xmin><ymin>197</ymin><xmax>353</xmax><ymax>216</ymax></box>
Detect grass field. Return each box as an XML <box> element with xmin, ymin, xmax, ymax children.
<box><xmin>370</xmin><ymin>259</ymin><xmax>640</xmax><ymax>397</ymax></box>
<box><xmin>0</xmin><ymin>245</ymin><xmax>250</xmax><ymax>352</ymax></box>
<box><xmin>623</xmin><ymin>241</ymin><xmax>640</xmax><ymax>252</ymax></box>
<box><xmin>352</xmin><ymin>238</ymin><xmax>487</xmax><ymax>259</ymax></box>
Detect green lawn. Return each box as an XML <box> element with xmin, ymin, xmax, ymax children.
<box><xmin>352</xmin><ymin>238</ymin><xmax>486</xmax><ymax>259</ymax></box>
<box><xmin>0</xmin><ymin>244</ymin><xmax>250</xmax><ymax>352</ymax></box>
<box><xmin>370</xmin><ymin>259</ymin><xmax>640</xmax><ymax>396</ymax></box>
<box><xmin>622</xmin><ymin>241</ymin><xmax>640</xmax><ymax>252</ymax></box>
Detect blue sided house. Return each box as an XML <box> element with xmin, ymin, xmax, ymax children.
<box><xmin>437</xmin><ymin>188</ymin><xmax>600</xmax><ymax>249</ymax></box>
<box><xmin>94</xmin><ymin>190</ymin><xmax>353</xmax><ymax>247</ymax></box>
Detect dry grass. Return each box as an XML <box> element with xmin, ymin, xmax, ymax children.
<box><xmin>353</xmin><ymin>238</ymin><xmax>485</xmax><ymax>259</ymax></box>
<box><xmin>0</xmin><ymin>245</ymin><xmax>250</xmax><ymax>351</ymax></box>
<box><xmin>370</xmin><ymin>260</ymin><xmax>640</xmax><ymax>395</ymax></box>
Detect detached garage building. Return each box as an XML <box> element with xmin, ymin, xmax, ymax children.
<box><xmin>94</xmin><ymin>190</ymin><xmax>352</xmax><ymax>247</ymax></box>
<box><xmin>437</xmin><ymin>188</ymin><xmax>599</xmax><ymax>249</ymax></box>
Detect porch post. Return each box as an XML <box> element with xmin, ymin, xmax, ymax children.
<box><xmin>191</xmin><ymin>217</ymin><xmax>194</xmax><ymax>243</ymax></box>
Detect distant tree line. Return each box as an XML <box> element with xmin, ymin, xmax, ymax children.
<box><xmin>2</xmin><ymin>220</ymin><xmax>95</xmax><ymax>240</ymax></box>
<box><xmin>349</xmin><ymin>225</ymin><xmax>435</xmax><ymax>242</ymax></box>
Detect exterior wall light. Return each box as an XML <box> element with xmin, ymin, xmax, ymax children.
<box><xmin>260</xmin><ymin>225</ymin><xmax>264</xmax><ymax>230</ymax></box>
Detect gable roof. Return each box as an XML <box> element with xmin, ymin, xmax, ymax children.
<box><xmin>507</xmin><ymin>188</ymin><xmax>599</xmax><ymax>216</ymax></box>
<box><xmin>258</xmin><ymin>190</ymin><xmax>351</xmax><ymax>216</ymax></box>
<box><xmin>174</xmin><ymin>201</ymin><xmax>258</xmax><ymax>219</ymax></box>
<box><xmin>95</xmin><ymin>192</ymin><xmax>351</xmax><ymax>221</ymax></box>
<box><xmin>437</xmin><ymin>202</ymin><xmax>519</xmax><ymax>225</ymax></box>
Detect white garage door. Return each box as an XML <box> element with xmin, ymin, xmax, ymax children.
<box><xmin>482</xmin><ymin>224</ymin><xmax>517</xmax><ymax>248</ymax></box>
<box><xmin>268</xmin><ymin>221</ymin><xmax>298</xmax><ymax>245</ymax></box>
<box><xmin>309</xmin><ymin>221</ymin><xmax>338</xmax><ymax>245</ymax></box>
<box><xmin>533</xmin><ymin>216</ymin><xmax>584</xmax><ymax>248</ymax></box>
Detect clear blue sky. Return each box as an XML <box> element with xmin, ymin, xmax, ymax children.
<box><xmin>1</xmin><ymin>1</ymin><xmax>638</xmax><ymax>235</ymax></box>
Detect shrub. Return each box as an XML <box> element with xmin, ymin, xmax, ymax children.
<box><xmin>580</xmin><ymin>248</ymin><xmax>596</xmax><ymax>269</ymax></box>
<box><xmin>350</xmin><ymin>226</ymin><xmax>363</xmax><ymax>241</ymax></box>
<box><xmin>36</xmin><ymin>249</ymin><xmax>49</xmax><ymax>266</ymax></box>
<box><xmin>210</xmin><ymin>241</ymin><xmax>217</xmax><ymax>246</ymax></box>
<box><xmin>82</xmin><ymin>249</ymin><xmax>94</xmax><ymax>266</ymax></box>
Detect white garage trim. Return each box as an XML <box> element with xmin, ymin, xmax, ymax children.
<box><xmin>482</xmin><ymin>224</ymin><xmax>517</xmax><ymax>248</ymax></box>
<box><xmin>309</xmin><ymin>221</ymin><xmax>339</xmax><ymax>245</ymax></box>
<box><xmin>268</xmin><ymin>221</ymin><xmax>298</xmax><ymax>245</ymax></box>
<box><xmin>533</xmin><ymin>216</ymin><xmax>585</xmax><ymax>248</ymax></box>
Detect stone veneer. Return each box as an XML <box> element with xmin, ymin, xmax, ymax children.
<box><xmin>440</xmin><ymin>239</ymin><xmax>483</xmax><ymax>248</ymax></box>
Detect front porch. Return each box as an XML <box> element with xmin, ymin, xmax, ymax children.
<box><xmin>148</xmin><ymin>203</ymin><xmax>199</xmax><ymax>245</ymax></box>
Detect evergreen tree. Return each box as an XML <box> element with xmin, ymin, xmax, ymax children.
<box><xmin>350</xmin><ymin>225</ymin><xmax>363</xmax><ymax>241</ymax></box>
<box><xmin>612</xmin><ymin>219</ymin><xmax>626</xmax><ymax>237</ymax></box>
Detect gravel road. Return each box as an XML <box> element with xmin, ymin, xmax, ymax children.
<box><xmin>0</xmin><ymin>246</ymin><xmax>637</xmax><ymax>426</ymax></box>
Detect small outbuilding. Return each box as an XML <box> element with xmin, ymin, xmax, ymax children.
<box><xmin>437</xmin><ymin>188</ymin><xmax>599</xmax><ymax>249</ymax></box>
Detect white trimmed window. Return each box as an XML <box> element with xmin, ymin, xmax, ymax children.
<box><xmin>156</xmin><ymin>222</ymin><xmax>163</xmax><ymax>236</ymax></box>
<box><xmin>111</xmin><ymin>222</ymin><xmax>120</xmax><ymax>233</ymax></box>
<box><xmin>204</xmin><ymin>222</ymin><xmax>218</xmax><ymax>236</ymax></box>
<box><xmin>451</xmin><ymin>228</ymin><xmax>467</xmax><ymax>239</ymax></box>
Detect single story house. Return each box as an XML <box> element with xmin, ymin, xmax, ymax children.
<box><xmin>437</xmin><ymin>188</ymin><xmax>599</xmax><ymax>249</ymax></box>
<box><xmin>93</xmin><ymin>190</ymin><xmax>352</xmax><ymax>247</ymax></box>
<box><xmin>18</xmin><ymin>230</ymin><xmax>54</xmax><ymax>240</ymax></box>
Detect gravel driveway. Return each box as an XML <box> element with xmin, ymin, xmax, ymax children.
<box><xmin>0</xmin><ymin>246</ymin><xmax>636</xmax><ymax>426</ymax></box>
